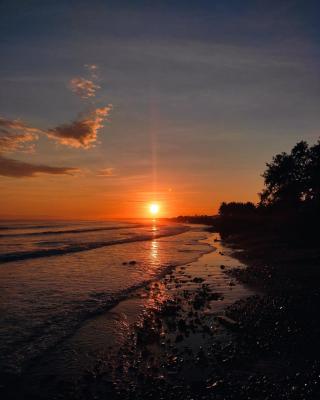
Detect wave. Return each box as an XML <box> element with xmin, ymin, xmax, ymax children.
<box><xmin>0</xmin><ymin>224</ymin><xmax>67</xmax><ymax>231</ymax></box>
<box><xmin>0</xmin><ymin>238</ymin><xmax>213</xmax><ymax>376</ymax></box>
<box><xmin>0</xmin><ymin>281</ymin><xmax>148</xmax><ymax>374</ymax></box>
<box><xmin>0</xmin><ymin>223</ymin><xmax>213</xmax><ymax>380</ymax></box>
<box><xmin>0</xmin><ymin>224</ymin><xmax>142</xmax><ymax>238</ymax></box>
<box><xmin>0</xmin><ymin>264</ymin><xmax>179</xmax><ymax>375</ymax></box>
<box><xmin>0</xmin><ymin>227</ymin><xmax>189</xmax><ymax>264</ymax></box>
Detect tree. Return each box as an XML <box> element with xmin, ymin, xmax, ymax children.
<box><xmin>219</xmin><ymin>201</ymin><xmax>256</xmax><ymax>217</ymax></box>
<box><xmin>259</xmin><ymin>141</ymin><xmax>311</xmax><ymax>208</ymax></box>
<box><xmin>307</xmin><ymin>141</ymin><xmax>320</xmax><ymax>203</ymax></box>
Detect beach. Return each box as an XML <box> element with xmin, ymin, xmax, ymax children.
<box><xmin>1</xmin><ymin>221</ymin><xmax>320</xmax><ymax>399</ymax></box>
<box><xmin>0</xmin><ymin>222</ymin><xmax>253</xmax><ymax>399</ymax></box>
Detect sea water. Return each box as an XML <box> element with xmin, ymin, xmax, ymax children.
<box><xmin>0</xmin><ymin>219</ymin><xmax>211</xmax><ymax>374</ymax></box>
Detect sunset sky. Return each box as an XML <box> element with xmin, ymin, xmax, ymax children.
<box><xmin>1</xmin><ymin>0</ymin><xmax>320</xmax><ymax>219</ymax></box>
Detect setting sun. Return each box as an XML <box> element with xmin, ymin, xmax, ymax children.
<box><xmin>149</xmin><ymin>203</ymin><xmax>160</xmax><ymax>216</ymax></box>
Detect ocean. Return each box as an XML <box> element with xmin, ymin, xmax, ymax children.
<box><xmin>0</xmin><ymin>219</ymin><xmax>211</xmax><ymax>375</ymax></box>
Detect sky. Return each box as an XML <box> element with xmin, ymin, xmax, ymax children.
<box><xmin>0</xmin><ymin>0</ymin><xmax>320</xmax><ymax>219</ymax></box>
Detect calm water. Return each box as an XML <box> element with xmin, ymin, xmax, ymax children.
<box><xmin>0</xmin><ymin>219</ymin><xmax>211</xmax><ymax>375</ymax></box>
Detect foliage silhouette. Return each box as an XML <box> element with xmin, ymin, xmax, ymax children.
<box><xmin>259</xmin><ymin>140</ymin><xmax>320</xmax><ymax>210</ymax></box>
<box><xmin>218</xmin><ymin>201</ymin><xmax>256</xmax><ymax>217</ymax></box>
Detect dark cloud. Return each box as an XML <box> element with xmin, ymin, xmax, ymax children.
<box><xmin>0</xmin><ymin>155</ymin><xmax>78</xmax><ymax>178</ymax></box>
<box><xmin>47</xmin><ymin>106</ymin><xmax>112</xmax><ymax>148</ymax></box>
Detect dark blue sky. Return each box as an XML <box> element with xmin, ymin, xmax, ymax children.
<box><xmin>1</xmin><ymin>1</ymin><xmax>320</xmax><ymax>40</ymax></box>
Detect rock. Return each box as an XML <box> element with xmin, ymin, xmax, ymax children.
<box><xmin>192</xmin><ymin>277</ymin><xmax>205</xmax><ymax>283</ymax></box>
<box><xmin>159</xmin><ymin>300</ymin><xmax>180</xmax><ymax>316</ymax></box>
<box><xmin>177</xmin><ymin>319</ymin><xmax>187</xmax><ymax>332</ymax></box>
<box><xmin>208</xmin><ymin>292</ymin><xmax>223</xmax><ymax>301</ymax></box>
<box><xmin>216</xmin><ymin>315</ymin><xmax>239</xmax><ymax>330</ymax></box>
<box><xmin>193</xmin><ymin>295</ymin><xmax>205</xmax><ymax>309</ymax></box>
<box><xmin>175</xmin><ymin>334</ymin><xmax>183</xmax><ymax>343</ymax></box>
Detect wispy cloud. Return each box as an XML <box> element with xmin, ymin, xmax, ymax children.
<box><xmin>70</xmin><ymin>64</ymin><xmax>101</xmax><ymax>99</ymax></box>
<box><xmin>0</xmin><ymin>119</ymin><xmax>78</xmax><ymax>177</ymax></box>
<box><xmin>0</xmin><ymin>155</ymin><xmax>77</xmax><ymax>178</ymax></box>
<box><xmin>0</xmin><ymin>117</ymin><xmax>40</xmax><ymax>153</ymax></box>
<box><xmin>49</xmin><ymin>64</ymin><xmax>112</xmax><ymax>148</ymax></box>
<box><xmin>0</xmin><ymin>104</ymin><xmax>112</xmax><ymax>151</ymax></box>
<box><xmin>0</xmin><ymin>63</ymin><xmax>113</xmax><ymax>178</ymax></box>
<box><xmin>85</xmin><ymin>64</ymin><xmax>98</xmax><ymax>76</ymax></box>
<box><xmin>97</xmin><ymin>167</ymin><xmax>115</xmax><ymax>176</ymax></box>
<box><xmin>47</xmin><ymin>106</ymin><xmax>112</xmax><ymax>149</ymax></box>
<box><xmin>70</xmin><ymin>77</ymin><xmax>100</xmax><ymax>99</ymax></box>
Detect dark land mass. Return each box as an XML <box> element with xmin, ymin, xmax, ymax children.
<box><xmin>171</xmin><ymin>213</ymin><xmax>320</xmax><ymax>399</ymax></box>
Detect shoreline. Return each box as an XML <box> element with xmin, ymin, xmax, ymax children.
<box><xmin>5</xmin><ymin>226</ymin><xmax>320</xmax><ymax>399</ymax></box>
<box><xmin>0</xmin><ymin>224</ymin><xmax>207</xmax><ymax>380</ymax></box>
<box><xmin>5</xmin><ymin>231</ymin><xmax>255</xmax><ymax>399</ymax></box>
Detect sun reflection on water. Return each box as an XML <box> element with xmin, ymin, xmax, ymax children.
<box><xmin>151</xmin><ymin>240</ymin><xmax>158</xmax><ymax>259</ymax></box>
<box><xmin>151</xmin><ymin>219</ymin><xmax>157</xmax><ymax>232</ymax></box>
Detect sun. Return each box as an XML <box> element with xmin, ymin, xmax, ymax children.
<box><xmin>149</xmin><ymin>203</ymin><xmax>160</xmax><ymax>216</ymax></box>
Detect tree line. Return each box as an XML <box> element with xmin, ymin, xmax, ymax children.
<box><xmin>219</xmin><ymin>140</ymin><xmax>320</xmax><ymax>217</ymax></box>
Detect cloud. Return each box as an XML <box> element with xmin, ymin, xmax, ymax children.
<box><xmin>0</xmin><ymin>155</ymin><xmax>78</xmax><ymax>178</ymax></box>
<box><xmin>0</xmin><ymin>117</ymin><xmax>40</xmax><ymax>153</ymax></box>
<box><xmin>70</xmin><ymin>77</ymin><xmax>100</xmax><ymax>99</ymax></box>
<box><xmin>47</xmin><ymin>106</ymin><xmax>112</xmax><ymax>148</ymax></box>
<box><xmin>70</xmin><ymin>64</ymin><xmax>100</xmax><ymax>98</ymax></box>
<box><xmin>85</xmin><ymin>64</ymin><xmax>98</xmax><ymax>71</ymax></box>
<box><xmin>0</xmin><ymin>64</ymin><xmax>112</xmax><ymax>179</ymax></box>
<box><xmin>97</xmin><ymin>167</ymin><xmax>115</xmax><ymax>176</ymax></box>
<box><xmin>0</xmin><ymin>117</ymin><xmax>79</xmax><ymax>178</ymax></box>
<box><xmin>1</xmin><ymin>104</ymin><xmax>112</xmax><ymax>151</ymax></box>
<box><xmin>85</xmin><ymin>64</ymin><xmax>98</xmax><ymax>78</ymax></box>
<box><xmin>0</xmin><ymin>117</ymin><xmax>40</xmax><ymax>134</ymax></box>
<box><xmin>1</xmin><ymin>63</ymin><xmax>112</xmax><ymax>152</ymax></box>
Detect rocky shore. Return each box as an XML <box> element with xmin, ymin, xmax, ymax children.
<box><xmin>4</xmin><ymin>231</ymin><xmax>320</xmax><ymax>400</ymax></box>
<box><xmin>95</xmin><ymin>232</ymin><xmax>320</xmax><ymax>400</ymax></box>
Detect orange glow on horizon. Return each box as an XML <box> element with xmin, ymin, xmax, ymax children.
<box><xmin>0</xmin><ymin>172</ymin><xmax>261</xmax><ymax>219</ymax></box>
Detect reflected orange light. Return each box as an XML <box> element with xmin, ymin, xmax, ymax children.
<box><xmin>151</xmin><ymin>240</ymin><xmax>158</xmax><ymax>259</ymax></box>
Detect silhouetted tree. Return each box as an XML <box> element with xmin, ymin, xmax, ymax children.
<box><xmin>259</xmin><ymin>140</ymin><xmax>320</xmax><ymax>209</ymax></box>
<box><xmin>260</xmin><ymin>141</ymin><xmax>307</xmax><ymax>207</ymax></box>
<box><xmin>219</xmin><ymin>201</ymin><xmax>256</xmax><ymax>217</ymax></box>
<box><xmin>307</xmin><ymin>141</ymin><xmax>320</xmax><ymax>204</ymax></box>
<box><xmin>216</xmin><ymin>139</ymin><xmax>320</xmax><ymax>241</ymax></box>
